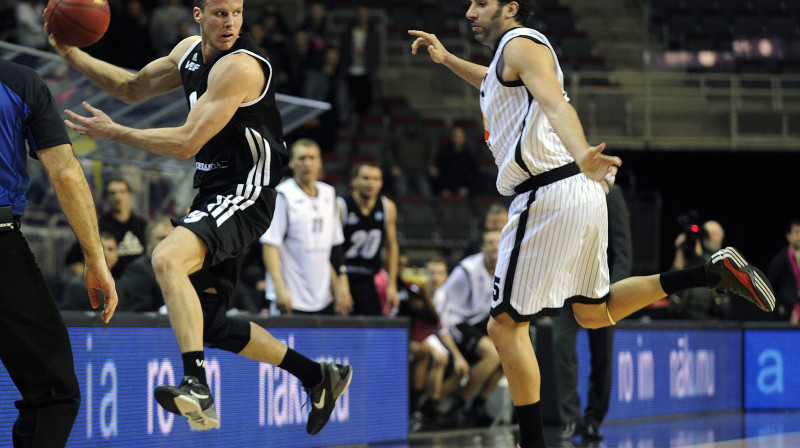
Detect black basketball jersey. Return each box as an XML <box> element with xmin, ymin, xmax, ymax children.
<box><xmin>340</xmin><ymin>194</ymin><xmax>387</xmax><ymax>276</ymax></box>
<box><xmin>178</xmin><ymin>33</ymin><xmax>288</xmax><ymax>194</ymax></box>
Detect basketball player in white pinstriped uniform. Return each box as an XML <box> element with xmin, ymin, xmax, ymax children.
<box><xmin>55</xmin><ymin>0</ymin><xmax>351</xmax><ymax>436</ymax></box>
<box><xmin>411</xmin><ymin>1</ymin><xmax>775</xmax><ymax>446</ymax></box>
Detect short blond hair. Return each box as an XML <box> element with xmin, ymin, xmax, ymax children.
<box><xmin>289</xmin><ymin>138</ymin><xmax>321</xmax><ymax>158</ymax></box>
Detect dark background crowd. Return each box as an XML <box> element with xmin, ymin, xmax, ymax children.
<box><xmin>1</xmin><ymin>0</ymin><xmax>798</xmax><ymax>322</ymax></box>
<box><xmin>1</xmin><ymin>0</ymin><xmax>799</xmax><ymax>439</ymax></box>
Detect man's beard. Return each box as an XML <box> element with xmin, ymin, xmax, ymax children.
<box><xmin>473</xmin><ymin>7</ymin><xmax>502</xmax><ymax>44</ymax></box>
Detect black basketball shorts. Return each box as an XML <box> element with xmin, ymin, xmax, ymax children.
<box><xmin>176</xmin><ymin>185</ymin><xmax>278</xmax><ymax>270</ymax></box>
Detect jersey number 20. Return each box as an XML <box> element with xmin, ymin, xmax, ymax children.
<box><xmin>345</xmin><ymin>229</ymin><xmax>382</xmax><ymax>259</ymax></box>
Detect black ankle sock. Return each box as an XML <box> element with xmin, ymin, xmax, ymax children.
<box><xmin>660</xmin><ymin>264</ymin><xmax>708</xmax><ymax>294</ymax></box>
<box><xmin>181</xmin><ymin>351</ymin><xmax>207</xmax><ymax>385</ymax></box>
<box><xmin>278</xmin><ymin>348</ymin><xmax>322</xmax><ymax>388</ymax></box>
<box><xmin>472</xmin><ymin>396</ymin><xmax>486</xmax><ymax>409</ymax></box>
<box><xmin>515</xmin><ymin>402</ymin><xmax>546</xmax><ymax>448</ymax></box>
<box><xmin>410</xmin><ymin>389</ymin><xmax>424</xmax><ymax>411</ymax></box>
<box><xmin>422</xmin><ymin>398</ymin><xmax>440</xmax><ymax>416</ymax></box>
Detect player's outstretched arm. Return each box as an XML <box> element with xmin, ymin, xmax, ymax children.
<box><xmin>47</xmin><ymin>21</ymin><xmax>192</xmax><ymax>103</ymax></box>
<box><xmin>37</xmin><ymin>143</ymin><xmax>118</xmax><ymax>322</ymax></box>
<box><xmin>63</xmin><ymin>51</ymin><xmax>260</xmax><ymax>159</ymax></box>
<box><xmin>409</xmin><ymin>30</ymin><xmax>487</xmax><ymax>90</ymax></box>
<box><xmin>504</xmin><ymin>38</ymin><xmax>621</xmax><ymax>190</ymax></box>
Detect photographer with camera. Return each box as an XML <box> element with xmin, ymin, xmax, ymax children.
<box><xmin>672</xmin><ymin>211</ymin><xmax>724</xmax><ymax>269</ymax></box>
<box><xmin>669</xmin><ymin>213</ymin><xmax>727</xmax><ymax>319</ymax></box>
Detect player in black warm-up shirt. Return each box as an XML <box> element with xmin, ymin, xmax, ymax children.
<box><xmin>338</xmin><ymin>163</ymin><xmax>400</xmax><ymax>315</ymax></box>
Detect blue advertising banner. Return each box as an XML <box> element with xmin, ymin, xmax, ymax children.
<box><xmin>575</xmin><ymin>328</ymin><xmax>743</xmax><ymax>420</ymax></box>
<box><xmin>744</xmin><ymin>329</ymin><xmax>800</xmax><ymax>410</ymax></box>
<box><xmin>0</xmin><ymin>326</ymin><xmax>408</xmax><ymax>447</ymax></box>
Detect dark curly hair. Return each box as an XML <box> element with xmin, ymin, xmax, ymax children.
<box><xmin>498</xmin><ymin>0</ymin><xmax>536</xmax><ymax>25</ymax></box>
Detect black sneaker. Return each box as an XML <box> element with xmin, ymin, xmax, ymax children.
<box><xmin>583</xmin><ymin>422</ymin><xmax>604</xmax><ymax>441</ymax></box>
<box><xmin>558</xmin><ymin>421</ymin><xmax>579</xmax><ymax>441</ymax></box>
<box><xmin>462</xmin><ymin>404</ymin><xmax>494</xmax><ymax>428</ymax></box>
<box><xmin>305</xmin><ymin>362</ymin><xmax>353</xmax><ymax>435</ymax></box>
<box><xmin>706</xmin><ymin>247</ymin><xmax>775</xmax><ymax>312</ymax></box>
<box><xmin>409</xmin><ymin>410</ymin><xmax>425</xmax><ymax>433</ymax></box>
<box><xmin>154</xmin><ymin>376</ymin><xmax>218</xmax><ymax>430</ymax></box>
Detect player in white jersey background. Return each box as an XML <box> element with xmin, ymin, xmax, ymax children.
<box><xmin>261</xmin><ymin>138</ymin><xmax>352</xmax><ymax>315</ymax></box>
<box><xmin>410</xmin><ymin>1</ymin><xmax>775</xmax><ymax>446</ymax></box>
<box><xmin>435</xmin><ymin>230</ymin><xmax>504</xmax><ymax>427</ymax></box>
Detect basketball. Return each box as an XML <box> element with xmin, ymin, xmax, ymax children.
<box><xmin>45</xmin><ymin>0</ymin><xmax>110</xmax><ymax>48</ymax></box>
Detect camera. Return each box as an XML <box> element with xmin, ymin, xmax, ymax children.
<box><xmin>677</xmin><ymin>210</ymin><xmax>703</xmax><ymax>254</ymax></box>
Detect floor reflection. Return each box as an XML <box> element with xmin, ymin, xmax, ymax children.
<box><xmin>363</xmin><ymin>410</ymin><xmax>800</xmax><ymax>448</ymax></box>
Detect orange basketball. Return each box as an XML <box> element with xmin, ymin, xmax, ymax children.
<box><xmin>45</xmin><ymin>0</ymin><xmax>110</xmax><ymax>48</ymax></box>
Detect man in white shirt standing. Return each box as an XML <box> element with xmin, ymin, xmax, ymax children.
<box><xmin>261</xmin><ymin>138</ymin><xmax>352</xmax><ymax>314</ymax></box>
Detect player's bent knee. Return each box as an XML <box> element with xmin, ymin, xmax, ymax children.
<box><xmin>409</xmin><ymin>341</ymin><xmax>427</xmax><ymax>358</ymax></box>
<box><xmin>487</xmin><ymin>316</ymin><xmax>503</xmax><ymax>344</ymax></box>
<box><xmin>150</xmin><ymin>249</ymin><xmax>170</xmax><ymax>278</ymax></box>
<box><xmin>487</xmin><ymin>314</ymin><xmax>514</xmax><ymax>345</ymax></box>
<box><xmin>205</xmin><ymin>316</ymin><xmax>252</xmax><ymax>353</ymax></box>
<box><xmin>573</xmin><ymin>307</ymin><xmax>607</xmax><ymax>329</ymax></box>
<box><xmin>432</xmin><ymin>352</ymin><xmax>448</xmax><ymax>368</ymax></box>
<box><xmin>150</xmin><ymin>249</ymin><xmax>191</xmax><ymax>281</ymax></box>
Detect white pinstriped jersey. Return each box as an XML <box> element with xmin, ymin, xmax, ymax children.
<box><xmin>480</xmin><ymin>28</ymin><xmax>610</xmax><ymax>320</ymax></box>
<box><xmin>480</xmin><ymin>27</ymin><xmax>574</xmax><ymax>196</ymax></box>
<box><xmin>259</xmin><ymin>179</ymin><xmax>344</xmax><ymax>312</ymax></box>
<box><xmin>435</xmin><ymin>253</ymin><xmax>493</xmax><ymax>342</ymax></box>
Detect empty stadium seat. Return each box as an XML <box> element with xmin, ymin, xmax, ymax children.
<box><xmin>396</xmin><ymin>194</ymin><xmax>440</xmax><ymax>243</ymax></box>
<box><xmin>435</xmin><ymin>196</ymin><xmax>476</xmax><ymax>248</ymax></box>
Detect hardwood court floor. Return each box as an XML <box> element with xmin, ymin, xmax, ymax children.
<box><xmin>336</xmin><ymin>410</ymin><xmax>800</xmax><ymax>448</ymax></box>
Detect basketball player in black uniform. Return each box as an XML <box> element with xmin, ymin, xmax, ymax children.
<box><xmin>48</xmin><ymin>0</ymin><xmax>351</xmax><ymax>435</ymax></box>
<box><xmin>338</xmin><ymin>163</ymin><xmax>400</xmax><ymax>315</ymax></box>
